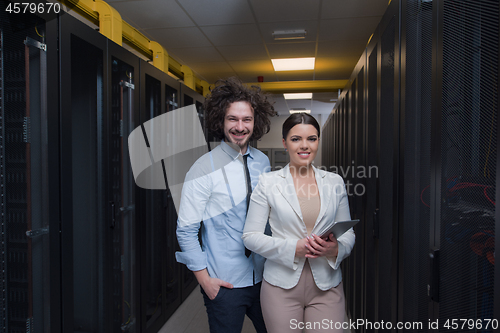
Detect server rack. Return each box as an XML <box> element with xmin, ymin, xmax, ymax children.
<box><xmin>341</xmin><ymin>1</ymin><xmax>401</xmax><ymax>327</ymax></box>
<box><xmin>436</xmin><ymin>0</ymin><xmax>498</xmax><ymax>328</ymax></box>
<box><xmin>140</xmin><ymin>65</ymin><xmax>163</xmax><ymax>333</ymax></box>
<box><xmin>363</xmin><ymin>23</ymin><xmax>380</xmax><ymax>329</ymax></box>
<box><xmin>178</xmin><ymin>84</ymin><xmax>206</xmax><ymax>301</ymax></box>
<box><xmin>399</xmin><ymin>0</ymin><xmax>433</xmax><ymax>329</ymax></box>
<box><xmin>322</xmin><ymin>0</ymin><xmax>499</xmax><ymax>331</ymax></box>
<box><xmin>59</xmin><ymin>13</ymin><xmax>113</xmax><ymax>333</ymax></box>
<box><xmin>0</xmin><ymin>3</ymin><xmax>60</xmax><ymax>331</ymax></box>
<box><xmin>348</xmin><ymin>54</ymin><xmax>367</xmax><ymax>325</ymax></box>
<box><xmin>1</xmin><ymin>7</ymin><xmax>207</xmax><ymax>332</ymax></box>
<box><xmin>138</xmin><ymin>61</ymin><xmax>185</xmax><ymax>333</ymax></box>
<box><xmin>162</xmin><ymin>75</ymin><xmax>184</xmax><ymax>323</ymax></box>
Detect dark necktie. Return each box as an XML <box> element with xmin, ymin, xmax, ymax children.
<box><xmin>243</xmin><ymin>155</ymin><xmax>252</xmax><ymax>257</ymax></box>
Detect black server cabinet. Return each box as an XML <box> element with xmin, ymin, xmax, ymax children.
<box><xmin>59</xmin><ymin>13</ymin><xmax>110</xmax><ymax>333</ymax></box>
<box><xmin>435</xmin><ymin>0</ymin><xmax>498</xmax><ymax>329</ymax></box>
<box><xmin>178</xmin><ymin>85</ymin><xmax>206</xmax><ymax>301</ymax></box>
<box><xmin>2</xmin><ymin>4</ymin><xmax>210</xmax><ymax>332</ymax></box>
<box><xmin>354</xmin><ymin>61</ymin><xmax>366</xmax><ymax>326</ymax></box>
<box><xmin>377</xmin><ymin>1</ymin><xmax>400</xmax><ymax>326</ymax></box>
<box><xmin>181</xmin><ymin>84</ymin><xmax>209</xmax><ymax>149</ymax></box>
<box><xmin>363</xmin><ymin>27</ymin><xmax>379</xmax><ymax>329</ymax></box>
<box><xmin>346</xmin><ymin>54</ymin><xmax>367</xmax><ymax>325</ymax></box>
<box><xmin>138</xmin><ymin>61</ymin><xmax>184</xmax><ymax>333</ymax></box>
<box><xmin>340</xmin><ymin>99</ymin><xmax>346</xmax><ymax>170</ymax></box>
<box><xmin>324</xmin><ymin>0</ymin><xmax>499</xmax><ymax>331</ymax></box>
<box><xmin>0</xmin><ymin>3</ymin><xmax>60</xmax><ymax>332</ymax></box>
<box><xmin>107</xmin><ymin>40</ymin><xmax>141</xmax><ymax>333</ymax></box>
<box><xmin>140</xmin><ymin>67</ymin><xmax>163</xmax><ymax>333</ymax></box>
<box><xmin>351</xmin><ymin>1</ymin><xmax>400</xmax><ymax>329</ymax></box>
<box><xmin>163</xmin><ymin>77</ymin><xmax>184</xmax><ymax>321</ymax></box>
<box><xmin>399</xmin><ymin>0</ymin><xmax>433</xmax><ymax>328</ymax></box>
<box><xmin>60</xmin><ymin>12</ymin><xmax>143</xmax><ymax>332</ymax></box>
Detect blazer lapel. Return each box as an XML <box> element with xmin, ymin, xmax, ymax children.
<box><xmin>314</xmin><ymin>166</ymin><xmax>331</xmax><ymax>227</ymax></box>
<box><xmin>276</xmin><ymin>165</ymin><xmax>303</xmax><ymax>221</ymax></box>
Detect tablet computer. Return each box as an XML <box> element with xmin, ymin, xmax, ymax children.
<box><xmin>318</xmin><ymin>219</ymin><xmax>360</xmax><ymax>238</ymax></box>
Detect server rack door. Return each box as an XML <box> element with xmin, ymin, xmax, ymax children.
<box><xmin>399</xmin><ymin>0</ymin><xmax>433</xmax><ymax>328</ymax></box>
<box><xmin>348</xmin><ymin>86</ymin><xmax>355</xmax><ymax>216</ymax></box>
<box><xmin>342</xmin><ymin>87</ymin><xmax>355</xmax><ymax>318</ymax></box>
<box><xmin>0</xmin><ymin>7</ymin><xmax>55</xmax><ymax>332</ymax></box>
<box><xmin>165</xmin><ymin>82</ymin><xmax>179</xmax><ymax>113</ymax></box>
<box><xmin>197</xmin><ymin>100</ymin><xmax>217</xmax><ymax>150</ymax></box>
<box><xmin>353</xmin><ymin>64</ymin><xmax>366</xmax><ymax>324</ymax></box>
<box><xmin>141</xmin><ymin>72</ymin><xmax>163</xmax><ymax>332</ymax></box>
<box><xmin>107</xmin><ymin>41</ymin><xmax>141</xmax><ymax>333</ymax></box>
<box><xmin>359</xmin><ymin>0</ymin><xmax>402</xmax><ymax>320</ymax></box>
<box><xmin>163</xmin><ymin>80</ymin><xmax>183</xmax><ymax>321</ymax></box>
<box><xmin>138</xmin><ymin>62</ymin><xmax>183</xmax><ymax>332</ymax></box>
<box><xmin>182</xmin><ymin>84</ymin><xmax>207</xmax><ymax>137</ymax></box>
<box><xmin>347</xmin><ymin>2</ymin><xmax>401</xmax><ymax>327</ymax></box>
<box><xmin>377</xmin><ymin>11</ymin><xmax>397</xmax><ymax>326</ymax></box>
<box><xmin>364</xmin><ymin>36</ymin><xmax>379</xmax><ymax>329</ymax></box>
<box><xmin>342</xmin><ymin>99</ymin><xmax>348</xmax><ymax>170</ymax></box>
<box><xmin>437</xmin><ymin>0</ymin><xmax>498</xmax><ymax>329</ymax></box>
<box><xmin>59</xmin><ymin>13</ymin><xmax>108</xmax><ymax>333</ymax></box>
<box><xmin>325</xmin><ymin>116</ymin><xmax>332</xmax><ymax>169</ymax></box>
<box><xmin>324</xmin><ymin>115</ymin><xmax>330</xmax><ymax>169</ymax></box>
<box><xmin>70</xmin><ymin>36</ymin><xmax>105</xmax><ymax>333</ymax></box>
<box><xmin>178</xmin><ymin>86</ymin><xmax>206</xmax><ymax>300</ymax></box>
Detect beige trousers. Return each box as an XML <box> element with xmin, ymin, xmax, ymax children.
<box><xmin>260</xmin><ymin>261</ymin><xmax>345</xmax><ymax>333</ymax></box>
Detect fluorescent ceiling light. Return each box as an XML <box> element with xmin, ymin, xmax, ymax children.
<box><xmin>289</xmin><ymin>109</ymin><xmax>311</xmax><ymax>114</ymax></box>
<box><xmin>284</xmin><ymin>93</ymin><xmax>313</xmax><ymax>100</ymax></box>
<box><xmin>273</xmin><ymin>29</ymin><xmax>307</xmax><ymax>40</ymax></box>
<box><xmin>271</xmin><ymin>57</ymin><xmax>315</xmax><ymax>71</ymax></box>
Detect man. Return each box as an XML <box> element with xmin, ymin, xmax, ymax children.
<box><xmin>176</xmin><ymin>77</ymin><xmax>276</xmax><ymax>333</ymax></box>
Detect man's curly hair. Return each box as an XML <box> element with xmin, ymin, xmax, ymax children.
<box><xmin>204</xmin><ymin>77</ymin><xmax>276</xmax><ymax>141</ymax></box>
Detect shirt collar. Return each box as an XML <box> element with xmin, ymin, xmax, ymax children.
<box><xmin>220</xmin><ymin>140</ymin><xmax>253</xmax><ymax>160</ymax></box>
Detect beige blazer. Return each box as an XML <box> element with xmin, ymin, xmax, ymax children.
<box><xmin>242</xmin><ymin>164</ymin><xmax>355</xmax><ymax>291</ymax></box>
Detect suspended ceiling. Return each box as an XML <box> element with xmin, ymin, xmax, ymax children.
<box><xmin>105</xmin><ymin>0</ymin><xmax>389</xmax><ymax>115</ymax></box>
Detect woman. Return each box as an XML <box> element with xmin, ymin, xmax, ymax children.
<box><xmin>242</xmin><ymin>113</ymin><xmax>355</xmax><ymax>332</ymax></box>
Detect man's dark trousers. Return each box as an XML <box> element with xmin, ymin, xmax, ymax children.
<box><xmin>201</xmin><ymin>282</ymin><xmax>267</xmax><ymax>333</ymax></box>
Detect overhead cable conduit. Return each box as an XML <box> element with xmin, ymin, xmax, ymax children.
<box><xmin>59</xmin><ymin>0</ymin><xmax>209</xmax><ymax>95</ymax></box>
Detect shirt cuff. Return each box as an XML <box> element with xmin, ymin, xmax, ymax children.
<box><xmin>175</xmin><ymin>250</ymin><xmax>208</xmax><ymax>272</ymax></box>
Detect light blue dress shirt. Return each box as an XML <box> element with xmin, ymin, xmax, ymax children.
<box><xmin>176</xmin><ymin>140</ymin><xmax>271</xmax><ymax>288</ymax></box>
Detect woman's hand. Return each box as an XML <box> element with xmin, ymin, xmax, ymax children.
<box><xmin>305</xmin><ymin>233</ymin><xmax>339</xmax><ymax>258</ymax></box>
<box><xmin>295</xmin><ymin>237</ymin><xmax>314</xmax><ymax>257</ymax></box>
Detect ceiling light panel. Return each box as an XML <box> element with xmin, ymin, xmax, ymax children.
<box><xmin>271</xmin><ymin>57</ymin><xmax>315</xmax><ymax>71</ymax></box>
<box><xmin>272</xmin><ymin>29</ymin><xmax>307</xmax><ymax>40</ymax></box>
<box><xmin>283</xmin><ymin>93</ymin><xmax>313</xmax><ymax>100</ymax></box>
<box><xmin>289</xmin><ymin>109</ymin><xmax>311</xmax><ymax>114</ymax></box>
